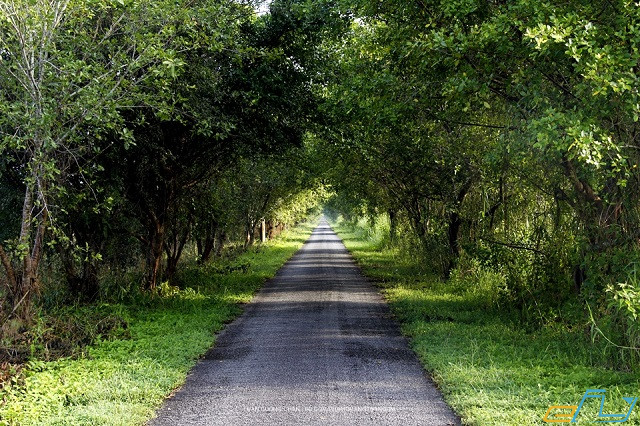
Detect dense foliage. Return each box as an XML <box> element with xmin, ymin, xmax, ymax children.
<box><xmin>319</xmin><ymin>0</ymin><xmax>640</xmax><ymax>365</ymax></box>
<box><xmin>1</xmin><ymin>0</ymin><xmax>638</xmax><ymax>392</ymax></box>
<box><xmin>335</xmin><ymin>222</ymin><xmax>640</xmax><ymax>425</ymax></box>
<box><xmin>0</xmin><ymin>0</ymin><xmax>334</xmax><ymax>328</ymax></box>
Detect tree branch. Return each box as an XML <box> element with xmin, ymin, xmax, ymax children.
<box><xmin>479</xmin><ymin>237</ymin><xmax>545</xmax><ymax>255</ymax></box>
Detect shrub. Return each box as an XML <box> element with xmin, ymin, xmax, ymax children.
<box><xmin>448</xmin><ymin>254</ymin><xmax>508</xmax><ymax>310</ymax></box>
<box><xmin>602</xmin><ymin>262</ymin><xmax>640</xmax><ymax>368</ymax></box>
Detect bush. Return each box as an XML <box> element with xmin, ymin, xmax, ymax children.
<box><xmin>448</xmin><ymin>253</ymin><xmax>508</xmax><ymax>310</ymax></box>
<box><xmin>0</xmin><ymin>305</ymin><xmax>130</xmax><ymax>364</ymax></box>
<box><xmin>600</xmin><ymin>262</ymin><xmax>640</xmax><ymax>368</ymax></box>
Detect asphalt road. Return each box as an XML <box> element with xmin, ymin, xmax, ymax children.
<box><xmin>150</xmin><ymin>219</ymin><xmax>459</xmax><ymax>425</ymax></box>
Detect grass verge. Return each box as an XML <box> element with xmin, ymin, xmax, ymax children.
<box><xmin>0</xmin><ymin>219</ymin><xmax>317</xmax><ymax>426</ymax></box>
<box><xmin>332</xmin><ymin>222</ymin><xmax>640</xmax><ymax>426</ymax></box>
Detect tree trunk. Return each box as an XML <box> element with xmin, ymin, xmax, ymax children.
<box><xmin>215</xmin><ymin>230</ymin><xmax>226</xmax><ymax>257</ymax></box>
<box><xmin>164</xmin><ymin>254</ymin><xmax>178</xmax><ymax>283</ymax></box>
<box><xmin>1</xmin><ymin>183</ymin><xmax>49</xmax><ymax>323</ymax></box>
<box><xmin>198</xmin><ymin>236</ymin><xmax>215</xmax><ymax>264</ymax></box>
<box><xmin>248</xmin><ymin>227</ymin><xmax>256</xmax><ymax>246</ymax></box>
<box><xmin>245</xmin><ymin>219</ymin><xmax>256</xmax><ymax>247</ymax></box>
<box><xmin>196</xmin><ymin>239</ymin><xmax>203</xmax><ymax>259</ymax></box>
<box><xmin>445</xmin><ymin>211</ymin><xmax>463</xmax><ymax>278</ymax></box>
<box><xmin>388</xmin><ymin>209</ymin><xmax>397</xmax><ymax>244</ymax></box>
<box><xmin>573</xmin><ymin>265</ymin><xmax>586</xmax><ymax>295</ymax></box>
<box><xmin>197</xmin><ymin>219</ymin><xmax>218</xmax><ymax>264</ymax></box>
<box><xmin>445</xmin><ymin>180</ymin><xmax>473</xmax><ymax>278</ymax></box>
<box><xmin>164</xmin><ymin>220</ymin><xmax>191</xmax><ymax>283</ymax></box>
<box><xmin>61</xmin><ymin>249</ymin><xmax>100</xmax><ymax>302</ymax></box>
<box><xmin>146</xmin><ymin>220</ymin><xmax>165</xmax><ymax>291</ymax></box>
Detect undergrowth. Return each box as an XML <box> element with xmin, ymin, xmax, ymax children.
<box><xmin>332</xmin><ymin>220</ymin><xmax>640</xmax><ymax>426</ymax></box>
<box><xmin>0</xmin><ymin>219</ymin><xmax>316</xmax><ymax>425</ymax></box>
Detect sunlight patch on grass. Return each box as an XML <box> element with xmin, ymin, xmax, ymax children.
<box><xmin>0</xmin><ymin>220</ymin><xmax>317</xmax><ymax>426</ymax></box>
<box><xmin>333</xmin><ymin>223</ymin><xmax>640</xmax><ymax>426</ymax></box>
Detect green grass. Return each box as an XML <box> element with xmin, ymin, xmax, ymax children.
<box><xmin>0</xmin><ymin>219</ymin><xmax>317</xmax><ymax>426</ymax></box>
<box><xmin>332</xmin><ymin>222</ymin><xmax>640</xmax><ymax>426</ymax></box>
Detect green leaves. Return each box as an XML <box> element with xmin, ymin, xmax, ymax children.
<box><xmin>315</xmin><ymin>0</ymin><xmax>640</xmax><ymax>354</ymax></box>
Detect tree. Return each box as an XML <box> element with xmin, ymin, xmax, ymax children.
<box><xmin>0</xmin><ymin>0</ymin><xmax>242</xmax><ymax>317</ymax></box>
<box><xmin>317</xmin><ymin>0</ymin><xmax>640</xmax><ymax>328</ymax></box>
<box><xmin>105</xmin><ymin>0</ymin><xmax>338</xmax><ymax>289</ymax></box>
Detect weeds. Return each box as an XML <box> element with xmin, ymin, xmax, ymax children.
<box><xmin>0</xmin><ymin>220</ymin><xmax>316</xmax><ymax>425</ymax></box>
<box><xmin>333</xmin><ymin>221</ymin><xmax>640</xmax><ymax>426</ymax></box>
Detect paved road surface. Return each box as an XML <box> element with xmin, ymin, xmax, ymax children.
<box><xmin>150</xmin><ymin>219</ymin><xmax>459</xmax><ymax>425</ymax></box>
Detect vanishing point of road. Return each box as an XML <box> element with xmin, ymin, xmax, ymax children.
<box><xmin>151</xmin><ymin>219</ymin><xmax>459</xmax><ymax>425</ymax></box>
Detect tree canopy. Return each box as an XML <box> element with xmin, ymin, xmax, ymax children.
<box><xmin>0</xmin><ymin>0</ymin><xmax>639</xmax><ymax>362</ymax></box>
